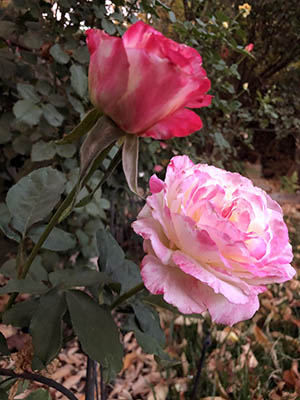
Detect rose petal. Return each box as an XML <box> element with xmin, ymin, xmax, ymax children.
<box><xmin>132</xmin><ymin>217</ymin><xmax>173</xmax><ymax>265</ymax></box>
<box><xmin>86</xmin><ymin>29</ymin><xmax>129</xmax><ymax>111</ymax></box>
<box><xmin>142</xmin><ymin>108</ymin><xmax>203</xmax><ymax>140</ymax></box>
<box><xmin>149</xmin><ymin>174</ymin><xmax>164</xmax><ymax>194</ymax></box>
<box><xmin>199</xmin><ymin>284</ymin><xmax>260</xmax><ymax>325</ymax></box>
<box><xmin>173</xmin><ymin>251</ymin><xmax>252</xmax><ymax>304</ymax></box>
<box><xmin>141</xmin><ymin>255</ymin><xmax>207</xmax><ymax>314</ymax></box>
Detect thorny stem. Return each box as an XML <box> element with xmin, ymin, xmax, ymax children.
<box><xmin>0</xmin><ymin>368</ymin><xmax>78</xmax><ymax>400</ymax></box>
<box><xmin>110</xmin><ymin>282</ymin><xmax>145</xmax><ymax>310</ymax></box>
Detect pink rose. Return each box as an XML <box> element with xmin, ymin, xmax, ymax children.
<box><xmin>86</xmin><ymin>22</ymin><xmax>211</xmax><ymax>140</ymax></box>
<box><xmin>132</xmin><ymin>156</ymin><xmax>295</xmax><ymax>325</ymax></box>
<box><xmin>245</xmin><ymin>43</ymin><xmax>254</xmax><ymax>52</ymax></box>
<box><xmin>154</xmin><ymin>165</ymin><xmax>164</xmax><ymax>173</ymax></box>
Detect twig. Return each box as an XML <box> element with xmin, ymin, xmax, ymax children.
<box><xmin>0</xmin><ymin>368</ymin><xmax>78</xmax><ymax>400</ymax></box>
<box><xmin>191</xmin><ymin>332</ymin><xmax>211</xmax><ymax>400</ymax></box>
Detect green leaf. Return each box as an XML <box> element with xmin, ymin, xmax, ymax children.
<box><xmin>73</xmin><ymin>46</ymin><xmax>89</xmax><ymax>64</ymax></box>
<box><xmin>28</xmin><ymin>255</ymin><xmax>48</xmax><ymax>282</ymax></box>
<box><xmin>0</xmin><ymin>277</ymin><xmax>48</xmax><ymax>295</ymax></box>
<box><xmin>115</xmin><ymin>260</ymin><xmax>142</xmax><ymax>295</ymax></box>
<box><xmin>0</xmin><ymin>220</ymin><xmax>21</xmax><ymax>242</ymax></box>
<box><xmin>101</xmin><ymin>19</ymin><xmax>116</xmax><ymax>35</ymax></box>
<box><xmin>1</xmin><ymin>259</ymin><xmax>17</xmax><ymax>278</ymax></box>
<box><xmin>17</xmin><ymin>83</ymin><xmax>41</xmax><ymax>103</ymax></box>
<box><xmin>49</xmin><ymin>267</ymin><xmax>112</xmax><ymax>289</ymax></box>
<box><xmin>42</xmin><ymin>104</ymin><xmax>64</xmax><ymax>127</ymax></box>
<box><xmin>31</xmin><ymin>141</ymin><xmax>57</xmax><ymax>162</ymax></box>
<box><xmin>213</xmin><ymin>131</ymin><xmax>230</xmax><ymax>150</ymax></box>
<box><xmin>28</xmin><ymin>225</ymin><xmax>76</xmax><ymax>251</ymax></box>
<box><xmin>67</xmin><ymin>94</ymin><xmax>85</xmax><ymax>117</ymax></box>
<box><xmin>3</xmin><ymin>299</ymin><xmax>38</xmax><ymax>327</ymax></box>
<box><xmin>0</xmin><ymin>202</ymin><xmax>10</xmax><ymax>225</ymax></box>
<box><xmin>0</xmin><ymin>122</ymin><xmax>12</xmax><ymax>144</ymax></box>
<box><xmin>6</xmin><ymin>167</ymin><xmax>66</xmax><ymax>235</ymax></box>
<box><xmin>0</xmin><ymin>21</ymin><xmax>16</xmax><ymax>38</ymax></box>
<box><xmin>70</xmin><ymin>64</ymin><xmax>88</xmax><ymax>98</ymax></box>
<box><xmin>30</xmin><ymin>289</ymin><xmax>66</xmax><ymax>366</ymax></box>
<box><xmin>0</xmin><ymin>332</ymin><xmax>10</xmax><ymax>355</ymax></box>
<box><xmin>13</xmin><ymin>100</ymin><xmax>42</xmax><ymax>126</ymax></box>
<box><xmin>55</xmin><ymin>108</ymin><xmax>101</xmax><ymax>145</ymax></box>
<box><xmin>122</xmin><ymin>134</ymin><xmax>142</xmax><ymax>197</ymax></box>
<box><xmin>66</xmin><ymin>290</ymin><xmax>123</xmax><ymax>380</ymax></box>
<box><xmin>135</xmin><ymin>330</ymin><xmax>170</xmax><ymax>359</ymax></box>
<box><xmin>13</xmin><ymin>136</ymin><xmax>32</xmax><ymax>155</ymax></box>
<box><xmin>36</xmin><ymin>80</ymin><xmax>52</xmax><ymax>96</ymax></box>
<box><xmin>131</xmin><ymin>299</ymin><xmax>165</xmax><ymax>346</ymax></box>
<box><xmin>124</xmin><ymin>315</ymin><xmax>170</xmax><ymax>360</ymax></box>
<box><xmin>22</xmin><ymin>31</ymin><xmax>43</xmax><ymax>50</ymax></box>
<box><xmin>25</xmin><ymin>388</ymin><xmax>51</xmax><ymax>400</ymax></box>
<box><xmin>50</xmin><ymin>43</ymin><xmax>70</xmax><ymax>64</ymax></box>
<box><xmin>96</xmin><ymin>229</ymin><xmax>125</xmax><ymax>275</ymax></box>
<box><xmin>0</xmin><ymin>203</ymin><xmax>21</xmax><ymax>242</ymax></box>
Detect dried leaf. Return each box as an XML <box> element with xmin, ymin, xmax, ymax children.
<box><xmin>122</xmin><ymin>134</ymin><xmax>143</xmax><ymax>197</ymax></box>
<box><xmin>147</xmin><ymin>383</ymin><xmax>168</xmax><ymax>400</ymax></box>
<box><xmin>253</xmin><ymin>324</ymin><xmax>272</xmax><ymax>350</ymax></box>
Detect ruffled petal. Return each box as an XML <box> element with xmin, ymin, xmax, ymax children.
<box><xmin>199</xmin><ymin>284</ymin><xmax>260</xmax><ymax>325</ymax></box>
<box><xmin>141</xmin><ymin>255</ymin><xmax>207</xmax><ymax>314</ymax></box>
<box><xmin>132</xmin><ymin>217</ymin><xmax>173</xmax><ymax>265</ymax></box>
<box><xmin>173</xmin><ymin>251</ymin><xmax>254</xmax><ymax>304</ymax></box>
<box><xmin>141</xmin><ymin>254</ymin><xmax>260</xmax><ymax>324</ymax></box>
<box><xmin>142</xmin><ymin>108</ymin><xmax>203</xmax><ymax>140</ymax></box>
<box><xmin>123</xmin><ymin>21</ymin><xmax>206</xmax><ymax>77</ymax></box>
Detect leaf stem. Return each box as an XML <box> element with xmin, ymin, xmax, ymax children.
<box><xmin>110</xmin><ymin>282</ymin><xmax>145</xmax><ymax>310</ymax></box>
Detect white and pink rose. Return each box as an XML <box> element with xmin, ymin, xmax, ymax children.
<box><xmin>132</xmin><ymin>156</ymin><xmax>295</xmax><ymax>325</ymax></box>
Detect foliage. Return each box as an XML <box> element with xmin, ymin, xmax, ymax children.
<box><xmin>137</xmin><ymin>0</ymin><xmax>299</xmax><ymax>177</ymax></box>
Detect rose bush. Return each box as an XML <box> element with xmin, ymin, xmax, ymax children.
<box><xmin>132</xmin><ymin>156</ymin><xmax>295</xmax><ymax>325</ymax></box>
<box><xmin>86</xmin><ymin>21</ymin><xmax>211</xmax><ymax>140</ymax></box>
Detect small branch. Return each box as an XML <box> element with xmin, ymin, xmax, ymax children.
<box><xmin>0</xmin><ymin>368</ymin><xmax>78</xmax><ymax>400</ymax></box>
<box><xmin>191</xmin><ymin>332</ymin><xmax>211</xmax><ymax>400</ymax></box>
<box><xmin>110</xmin><ymin>282</ymin><xmax>145</xmax><ymax>310</ymax></box>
